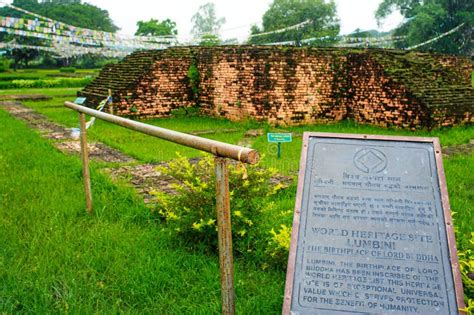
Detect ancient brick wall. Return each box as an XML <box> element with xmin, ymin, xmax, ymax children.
<box><xmin>116</xmin><ymin>56</ymin><xmax>194</xmax><ymax>117</ymax></box>
<box><xmin>344</xmin><ymin>53</ymin><xmax>428</xmax><ymax>129</ymax></box>
<box><xmin>197</xmin><ymin>48</ymin><xmax>348</xmax><ymax>125</ymax></box>
<box><xmin>80</xmin><ymin>46</ymin><xmax>473</xmax><ymax>129</ymax></box>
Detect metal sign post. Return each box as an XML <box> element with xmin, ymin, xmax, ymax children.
<box><xmin>267</xmin><ymin>133</ymin><xmax>292</xmax><ymax>159</ymax></box>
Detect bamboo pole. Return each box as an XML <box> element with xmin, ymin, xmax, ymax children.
<box><xmin>65</xmin><ymin>102</ymin><xmax>259</xmax><ymax>165</ymax></box>
<box><xmin>108</xmin><ymin>89</ymin><xmax>113</xmax><ymax>114</ymax></box>
<box><xmin>79</xmin><ymin>113</ymin><xmax>93</xmax><ymax>213</ymax></box>
<box><xmin>215</xmin><ymin>157</ymin><xmax>235</xmax><ymax>315</ymax></box>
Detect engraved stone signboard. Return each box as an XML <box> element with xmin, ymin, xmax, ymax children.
<box><xmin>283</xmin><ymin>133</ymin><xmax>465</xmax><ymax>315</ymax></box>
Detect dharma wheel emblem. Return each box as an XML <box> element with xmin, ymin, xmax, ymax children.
<box><xmin>353</xmin><ymin>148</ymin><xmax>387</xmax><ymax>174</ymax></box>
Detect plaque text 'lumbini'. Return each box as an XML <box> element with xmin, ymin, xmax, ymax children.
<box><xmin>284</xmin><ymin>134</ymin><xmax>464</xmax><ymax>315</ymax></box>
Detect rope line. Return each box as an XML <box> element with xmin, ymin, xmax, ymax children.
<box><xmin>406</xmin><ymin>23</ymin><xmax>465</xmax><ymax>50</ymax></box>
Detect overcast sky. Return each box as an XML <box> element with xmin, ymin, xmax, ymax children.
<box><xmin>5</xmin><ymin>0</ymin><xmax>404</xmax><ymax>41</ymax></box>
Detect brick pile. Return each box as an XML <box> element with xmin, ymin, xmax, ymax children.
<box><xmin>79</xmin><ymin>46</ymin><xmax>473</xmax><ymax>129</ymax></box>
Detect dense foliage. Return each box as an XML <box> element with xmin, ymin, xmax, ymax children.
<box><xmin>0</xmin><ymin>77</ymin><xmax>92</xmax><ymax>89</ymax></box>
<box><xmin>135</xmin><ymin>19</ymin><xmax>178</xmax><ymax>37</ymax></box>
<box><xmin>153</xmin><ymin>154</ymin><xmax>290</xmax><ymax>267</ymax></box>
<box><xmin>248</xmin><ymin>0</ymin><xmax>340</xmax><ymax>45</ymax></box>
<box><xmin>0</xmin><ymin>0</ymin><xmax>118</xmax><ymax>32</ymax></box>
<box><xmin>376</xmin><ymin>0</ymin><xmax>473</xmax><ymax>55</ymax></box>
<box><xmin>0</xmin><ymin>0</ymin><xmax>118</xmax><ymax>68</ymax></box>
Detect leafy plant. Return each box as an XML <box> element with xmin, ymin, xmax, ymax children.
<box><xmin>267</xmin><ymin>223</ymin><xmax>292</xmax><ymax>264</ymax></box>
<box><xmin>0</xmin><ymin>57</ymin><xmax>11</xmax><ymax>72</ymax></box>
<box><xmin>187</xmin><ymin>63</ymin><xmax>200</xmax><ymax>100</ymax></box>
<box><xmin>199</xmin><ymin>34</ymin><xmax>221</xmax><ymax>46</ymax></box>
<box><xmin>170</xmin><ymin>106</ymin><xmax>200</xmax><ymax>117</ymax></box>
<box><xmin>152</xmin><ymin>154</ymin><xmax>285</xmax><ymax>261</ymax></box>
<box><xmin>0</xmin><ymin>77</ymin><xmax>92</xmax><ymax>89</ymax></box>
<box><xmin>59</xmin><ymin>67</ymin><xmax>76</xmax><ymax>73</ymax></box>
<box><xmin>135</xmin><ymin>18</ymin><xmax>178</xmax><ymax>36</ymax></box>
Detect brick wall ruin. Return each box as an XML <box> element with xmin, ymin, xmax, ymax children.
<box><xmin>80</xmin><ymin>46</ymin><xmax>473</xmax><ymax>129</ymax></box>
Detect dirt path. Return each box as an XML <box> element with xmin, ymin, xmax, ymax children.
<box><xmin>0</xmin><ymin>101</ymin><xmax>134</xmax><ymax>163</ymax></box>
<box><xmin>0</xmin><ymin>94</ymin><xmax>52</xmax><ymax>101</ymax></box>
<box><xmin>442</xmin><ymin>140</ymin><xmax>474</xmax><ymax>157</ymax></box>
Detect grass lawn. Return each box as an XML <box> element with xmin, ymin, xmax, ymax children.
<box><xmin>0</xmin><ymin>109</ymin><xmax>285</xmax><ymax>314</ymax></box>
<box><xmin>2</xmin><ymin>86</ymin><xmax>473</xmax><ymax>311</ymax></box>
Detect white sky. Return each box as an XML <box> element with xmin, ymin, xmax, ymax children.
<box><xmin>5</xmin><ymin>0</ymin><xmax>404</xmax><ymax>41</ymax></box>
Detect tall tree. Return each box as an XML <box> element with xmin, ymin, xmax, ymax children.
<box><xmin>0</xmin><ymin>0</ymin><xmax>118</xmax><ymax>32</ymax></box>
<box><xmin>0</xmin><ymin>0</ymin><xmax>119</xmax><ymax>67</ymax></box>
<box><xmin>376</xmin><ymin>0</ymin><xmax>473</xmax><ymax>55</ymax></box>
<box><xmin>191</xmin><ymin>2</ymin><xmax>226</xmax><ymax>41</ymax></box>
<box><xmin>248</xmin><ymin>0</ymin><xmax>340</xmax><ymax>45</ymax></box>
<box><xmin>135</xmin><ymin>19</ymin><xmax>178</xmax><ymax>36</ymax></box>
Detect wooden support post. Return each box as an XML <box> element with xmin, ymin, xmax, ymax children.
<box><xmin>108</xmin><ymin>89</ymin><xmax>113</xmax><ymax>114</ymax></box>
<box><xmin>79</xmin><ymin>113</ymin><xmax>93</xmax><ymax>213</ymax></box>
<box><xmin>215</xmin><ymin>157</ymin><xmax>235</xmax><ymax>315</ymax></box>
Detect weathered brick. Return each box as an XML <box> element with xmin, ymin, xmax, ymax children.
<box><xmin>79</xmin><ymin>46</ymin><xmax>473</xmax><ymax>130</ymax></box>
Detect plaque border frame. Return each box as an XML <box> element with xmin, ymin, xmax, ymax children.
<box><xmin>282</xmin><ymin>132</ymin><xmax>466</xmax><ymax>315</ymax></box>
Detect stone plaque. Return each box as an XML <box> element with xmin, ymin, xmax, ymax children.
<box><xmin>283</xmin><ymin>133</ymin><xmax>465</xmax><ymax>315</ymax></box>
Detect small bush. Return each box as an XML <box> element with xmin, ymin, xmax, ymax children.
<box><xmin>0</xmin><ymin>58</ymin><xmax>11</xmax><ymax>73</ymax></box>
<box><xmin>187</xmin><ymin>63</ymin><xmax>200</xmax><ymax>100</ymax></box>
<box><xmin>153</xmin><ymin>154</ymin><xmax>288</xmax><ymax>265</ymax></box>
<box><xmin>170</xmin><ymin>106</ymin><xmax>200</xmax><ymax>117</ymax></box>
<box><xmin>266</xmin><ymin>223</ymin><xmax>292</xmax><ymax>264</ymax></box>
<box><xmin>0</xmin><ymin>77</ymin><xmax>92</xmax><ymax>89</ymax></box>
<box><xmin>59</xmin><ymin>67</ymin><xmax>76</xmax><ymax>73</ymax></box>
<box><xmin>199</xmin><ymin>34</ymin><xmax>221</xmax><ymax>47</ymax></box>
<box><xmin>453</xmin><ymin>211</ymin><xmax>474</xmax><ymax>314</ymax></box>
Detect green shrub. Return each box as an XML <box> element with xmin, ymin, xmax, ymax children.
<box><xmin>266</xmin><ymin>223</ymin><xmax>292</xmax><ymax>265</ymax></box>
<box><xmin>452</xmin><ymin>210</ymin><xmax>474</xmax><ymax>314</ymax></box>
<box><xmin>187</xmin><ymin>63</ymin><xmax>200</xmax><ymax>100</ymax></box>
<box><xmin>0</xmin><ymin>77</ymin><xmax>92</xmax><ymax>89</ymax></box>
<box><xmin>459</xmin><ymin>238</ymin><xmax>474</xmax><ymax>314</ymax></box>
<box><xmin>59</xmin><ymin>67</ymin><xmax>76</xmax><ymax>73</ymax></box>
<box><xmin>199</xmin><ymin>34</ymin><xmax>221</xmax><ymax>46</ymax></box>
<box><xmin>0</xmin><ymin>75</ymin><xmax>41</xmax><ymax>81</ymax></box>
<box><xmin>0</xmin><ymin>58</ymin><xmax>11</xmax><ymax>73</ymax></box>
<box><xmin>153</xmin><ymin>154</ymin><xmax>287</xmax><ymax>264</ymax></box>
<box><xmin>170</xmin><ymin>106</ymin><xmax>200</xmax><ymax>117</ymax></box>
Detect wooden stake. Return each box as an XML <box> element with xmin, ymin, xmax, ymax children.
<box><xmin>215</xmin><ymin>157</ymin><xmax>235</xmax><ymax>315</ymax></box>
<box><xmin>79</xmin><ymin>113</ymin><xmax>93</xmax><ymax>213</ymax></box>
<box><xmin>108</xmin><ymin>89</ymin><xmax>113</xmax><ymax>114</ymax></box>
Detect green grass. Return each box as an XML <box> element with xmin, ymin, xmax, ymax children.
<box><xmin>22</xmin><ymin>95</ymin><xmax>256</xmax><ymax>162</ymax></box>
<box><xmin>254</xmin><ymin>121</ymin><xmax>474</xmax><ymax>174</ymax></box>
<box><xmin>2</xmin><ymin>84</ymin><xmax>473</xmax><ymax>312</ymax></box>
<box><xmin>444</xmin><ymin>153</ymin><xmax>474</xmax><ymax>250</ymax></box>
<box><xmin>0</xmin><ymin>109</ymin><xmax>284</xmax><ymax>314</ymax></box>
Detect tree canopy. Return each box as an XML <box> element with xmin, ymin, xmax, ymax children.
<box><xmin>0</xmin><ymin>0</ymin><xmax>119</xmax><ymax>32</ymax></box>
<box><xmin>135</xmin><ymin>19</ymin><xmax>178</xmax><ymax>37</ymax></box>
<box><xmin>376</xmin><ymin>0</ymin><xmax>473</xmax><ymax>55</ymax></box>
<box><xmin>0</xmin><ymin>0</ymin><xmax>119</xmax><ymax>67</ymax></box>
<box><xmin>248</xmin><ymin>0</ymin><xmax>340</xmax><ymax>45</ymax></box>
<box><xmin>191</xmin><ymin>2</ymin><xmax>226</xmax><ymax>40</ymax></box>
